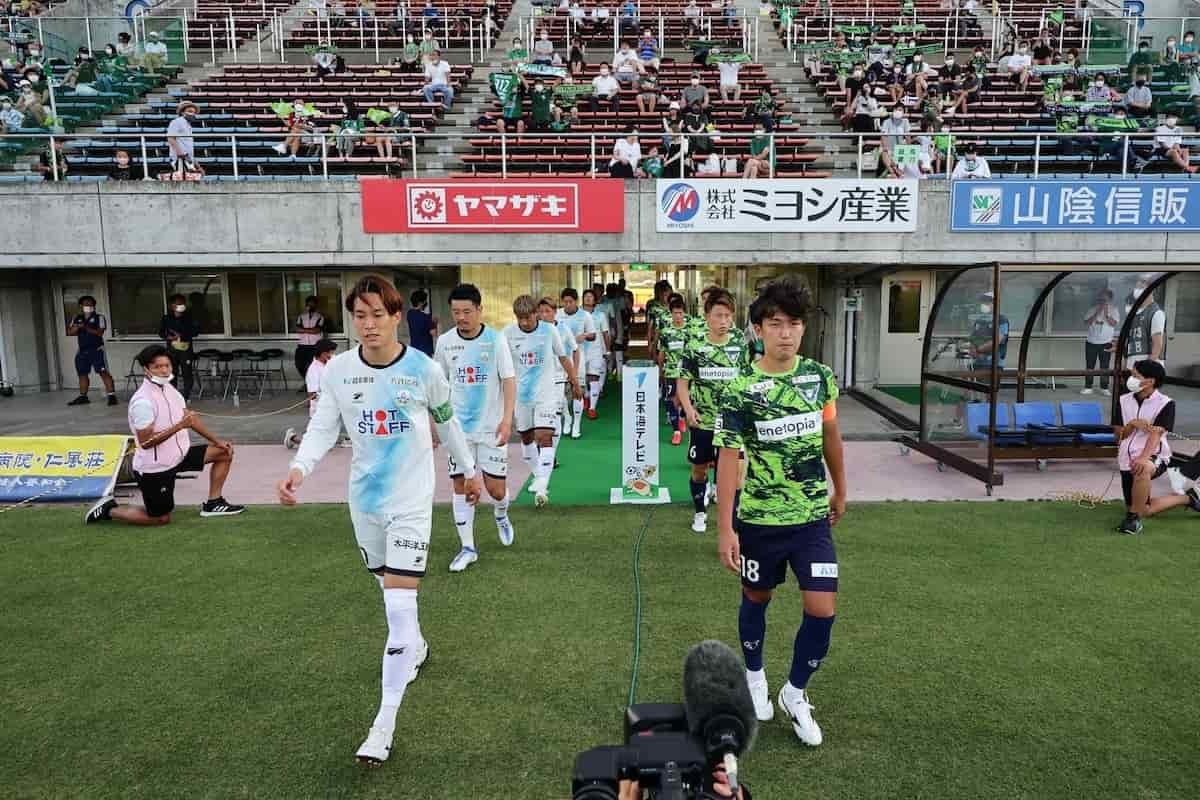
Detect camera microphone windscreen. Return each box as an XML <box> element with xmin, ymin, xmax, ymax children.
<box><xmin>682</xmin><ymin>639</ymin><xmax>758</xmax><ymax>758</ymax></box>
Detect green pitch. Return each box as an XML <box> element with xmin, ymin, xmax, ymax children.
<box><xmin>1</xmin><ymin>502</ymin><xmax>1198</xmax><ymax>799</ymax></box>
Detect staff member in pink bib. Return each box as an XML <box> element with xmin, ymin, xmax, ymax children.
<box><xmin>1114</xmin><ymin>359</ymin><xmax>1200</xmax><ymax>535</ymax></box>
<box><xmin>85</xmin><ymin>344</ymin><xmax>245</xmax><ymax>525</ymax></box>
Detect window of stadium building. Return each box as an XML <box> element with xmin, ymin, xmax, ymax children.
<box><xmin>108</xmin><ymin>271</ymin><xmax>344</xmax><ymax>338</ymax></box>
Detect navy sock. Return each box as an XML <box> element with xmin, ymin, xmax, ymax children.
<box><xmin>689</xmin><ymin>479</ymin><xmax>706</xmax><ymax>513</ymax></box>
<box><xmin>789</xmin><ymin>612</ymin><xmax>835</xmax><ymax>689</ymax></box>
<box><xmin>738</xmin><ymin>593</ymin><xmax>769</xmax><ymax>671</ymax></box>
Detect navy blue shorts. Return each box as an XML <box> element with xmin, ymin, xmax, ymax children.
<box><xmin>736</xmin><ymin>517</ymin><xmax>838</xmax><ymax>593</ymax></box>
<box><xmin>75</xmin><ymin>348</ymin><xmax>109</xmax><ymax>377</ymax></box>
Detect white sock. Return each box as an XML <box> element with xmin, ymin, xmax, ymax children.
<box><xmin>452</xmin><ymin>493</ymin><xmax>475</xmax><ymax>550</ymax></box>
<box><xmin>597</xmin><ymin>368</ymin><xmax>607</xmax><ymax>398</ymax></box>
<box><xmin>588</xmin><ymin>380</ymin><xmax>600</xmax><ymax>408</ymax></box>
<box><xmin>615</xmin><ymin>351</ymin><xmax>624</xmax><ymax>370</ymax></box>
<box><xmin>746</xmin><ymin>668</ymin><xmax>765</xmax><ymax>682</ymax></box>
<box><xmin>521</xmin><ymin>441</ymin><xmax>537</xmax><ymax>467</ymax></box>
<box><xmin>536</xmin><ymin>445</ymin><xmax>556</xmax><ymax>482</ymax></box>
<box><xmin>493</xmin><ymin>491</ymin><xmax>510</xmax><ymax>521</ymax></box>
<box><xmin>375</xmin><ymin>587</ymin><xmax>420</xmax><ymax>732</ymax></box>
<box><xmin>573</xmin><ymin>398</ymin><xmax>584</xmax><ymax>418</ymax></box>
<box><xmin>552</xmin><ymin>417</ymin><xmax>561</xmax><ymax>449</ymax></box>
<box><xmin>375</xmin><ymin>574</ymin><xmax>385</xmax><ymax>590</ymax></box>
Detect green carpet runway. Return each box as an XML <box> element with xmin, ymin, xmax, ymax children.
<box><xmin>513</xmin><ymin>379</ymin><xmax>696</xmax><ymax>506</ymax></box>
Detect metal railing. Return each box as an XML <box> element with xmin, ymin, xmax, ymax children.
<box><xmin>2</xmin><ymin>129</ymin><xmax>1191</xmax><ymax>182</ymax></box>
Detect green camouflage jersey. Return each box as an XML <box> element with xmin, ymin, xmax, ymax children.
<box><xmin>714</xmin><ymin>357</ymin><xmax>838</xmax><ymax>527</ymax></box>
<box><xmin>659</xmin><ymin>317</ymin><xmax>697</xmax><ymax>378</ymax></box>
<box><xmin>680</xmin><ymin>331</ymin><xmax>750</xmax><ymax>431</ymax></box>
<box><xmin>646</xmin><ymin>300</ymin><xmax>670</xmax><ymax>338</ymax></box>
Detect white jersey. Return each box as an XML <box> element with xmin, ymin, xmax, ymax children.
<box><xmin>503</xmin><ymin>320</ymin><xmax>567</xmax><ymax>406</ymax></box>
<box><xmin>556</xmin><ymin>307</ymin><xmax>597</xmax><ymax>349</ymax></box>
<box><xmin>434</xmin><ymin>324</ymin><xmax>515</xmax><ymax>440</ymax></box>
<box><xmin>552</xmin><ymin>319</ymin><xmax>579</xmax><ymax>382</ymax></box>
<box><xmin>587</xmin><ymin>307</ymin><xmax>610</xmax><ymax>358</ymax></box>
<box><xmin>304</xmin><ymin>357</ymin><xmax>326</xmax><ymax>416</ymax></box>
<box><xmin>290</xmin><ymin>345</ymin><xmax>473</xmax><ymax>515</ymax></box>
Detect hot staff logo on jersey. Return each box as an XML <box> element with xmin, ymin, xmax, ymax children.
<box><xmin>358</xmin><ymin>408</ymin><xmax>413</xmax><ymax>436</ymax></box>
<box><xmin>455</xmin><ymin>364</ymin><xmax>490</xmax><ymax>385</ymax></box>
<box><xmin>517</xmin><ymin>350</ymin><xmax>544</xmax><ymax>368</ymax></box>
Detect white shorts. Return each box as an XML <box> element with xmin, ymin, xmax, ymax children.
<box><xmin>351</xmin><ymin>507</ymin><xmax>432</xmax><ymax>577</ymax></box>
<box><xmin>448</xmin><ymin>437</ymin><xmax>508</xmax><ymax>479</ymax></box>
<box><xmin>585</xmin><ymin>354</ymin><xmax>605</xmax><ymax>377</ymax></box>
<box><xmin>515</xmin><ymin>400</ymin><xmax>559</xmax><ymax>431</ymax></box>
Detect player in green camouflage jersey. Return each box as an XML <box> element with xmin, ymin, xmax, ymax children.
<box><xmin>678</xmin><ymin>287</ymin><xmax>749</xmax><ymax>535</ymax></box>
<box><xmin>657</xmin><ymin>293</ymin><xmax>694</xmax><ymax>447</ymax></box>
<box><xmin>713</xmin><ymin>279</ymin><xmax>846</xmax><ymax>749</ymax></box>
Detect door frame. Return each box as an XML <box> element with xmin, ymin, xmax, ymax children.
<box><xmin>878</xmin><ymin>270</ymin><xmax>934</xmax><ymax>385</ymax></box>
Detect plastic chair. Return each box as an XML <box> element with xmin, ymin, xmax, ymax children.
<box><xmin>1061</xmin><ymin>401</ymin><xmax>1117</xmax><ymax>445</ymax></box>
<box><xmin>258</xmin><ymin>348</ymin><xmax>289</xmax><ymax>392</ymax></box>
<box><xmin>122</xmin><ymin>357</ymin><xmax>141</xmax><ymax>393</ymax></box>
<box><xmin>964</xmin><ymin>402</ymin><xmax>1023</xmax><ymax>445</ymax></box>
<box><xmin>192</xmin><ymin>348</ymin><xmax>223</xmax><ymax>398</ymax></box>
<box><xmin>1013</xmin><ymin>401</ymin><xmax>1077</xmax><ymax>445</ymax></box>
<box><xmin>223</xmin><ymin>348</ymin><xmax>256</xmax><ymax>400</ymax></box>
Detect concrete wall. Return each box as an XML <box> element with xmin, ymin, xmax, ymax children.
<box><xmin>0</xmin><ymin>181</ymin><xmax>1195</xmax><ymax>269</ymax></box>
<box><xmin>0</xmin><ymin>273</ymin><xmax>54</xmax><ymax>391</ymax></box>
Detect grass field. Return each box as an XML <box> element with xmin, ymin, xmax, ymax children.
<box><xmin>2</xmin><ymin>502</ymin><xmax>1199</xmax><ymax>800</ymax></box>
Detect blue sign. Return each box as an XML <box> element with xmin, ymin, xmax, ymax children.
<box><xmin>949</xmin><ymin>180</ymin><xmax>1200</xmax><ymax>232</ymax></box>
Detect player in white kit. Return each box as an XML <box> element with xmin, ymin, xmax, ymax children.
<box><xmin>555</xmin><ymin>287</ymin><xmax>597</xmax><ymax>436</ymax></box>
<box><xmin>581</xmin><ymin>288</ymin><xmax>611</xmax><ymax>418</ymax></box>
<box><xmin>504</xmin><ymin>294</ymin><xmax>582</xmax><ymax>507</ymax></box>
<box><xmin>433</xmin><ymin>283</ymin><xmax>517</xmax><ymax>574</ymax></box>
<box><xmin>276</xmin><ymin>275</ymin><xmax>481</xmax><ymax>766</ymax></box>
<box><xmin>539</xmin><ymin>296</ymin><xmax>580</xmax><ymax>447</ymax></box>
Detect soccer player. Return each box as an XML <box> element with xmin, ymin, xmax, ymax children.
<box><xmin>713</xmin><ymin>279</ymin><xmax>847</xmax><ymax>748</ymax></box>
<box><xmin>506</xmin><ymin>294</ymin><xmax>582</xmax><ymax>506</ymax></box>
<box><xmin>284</xmin><ymin>337</ymin><xmax>337</xmax><ymax>449</ymax></box>
<box><xmin>539</xmin><ymin>297</ymin><xmax>580</xmax><ymax>446</ymax></box>
<box><xmin>276</xmin><ymin>275</ymin><xmax>482</xmax><ymax>765</ymax></box>
<box><xmin>66</xmin><ymin>295</ymin><xmax>118</xmax><ymax>406</ymax></box>
<box><xmin>556</xmin><ymin>287</ymin><xmax>597</xmax><ymax>431</ymax></box>
<box><xmin>435</xmin><ymin>283</ymin><xmax>517</xmax><ymax>572</ymax></box>
<box><xmin>678</xmin><ymin>287</ymin><xmax>747</xmax><ymax>533</ymax></box>
<box><xmin>656</xmin><ymin>293</ymin><xmax>692</xmax><ymax>447</ymax></box>
<box><xmin>581</xmin><ymin>288</ymin><xmax>611</xmax><ymax>414</ymax></box>
<box><xmin>645</xmin><ymin>278</ymin><xmax>673</xmax><ymax>359</ymax></box>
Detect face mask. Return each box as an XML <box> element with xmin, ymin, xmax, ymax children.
<box><xmin>893</xmin><ymin>111</ymin><xmax>903</xmax><ymax>119</ymax></box>
<box><xmin>1094</xmin><ymin>81</ymin><xmax>1103</xmax><ymax>88</ymax></box>
<box><xmin>174</xmin><ymin>305</ymin><xmax>186</xmax><ymax>313</ymax></box>
<box><xmin>946</xmin><ymin>58</ymin><xmax>954</xmax><ymax>65</ymax></box>
<box><xmin>1187</xmin><ymin>37</ymin><xmax>1195</xmax><ymax>44</ymax></box>
<box><xmin>149</xmin><ymin>373</ymin><xmax>173</xmax><ymax>386</ymax></box>
<box><xmin>1167</xmin><ymin>40</ymin><xmax>1176</xmax><ymax>48</ymax></box>
<box><xmin>1018</xmin><ymin>47</ymin><xmax>1027</xmax><ymax>54</ymax></box>
<box><xmin>852</xmin><ymin>70</ymin><xmax>862</xmax><ymax>77</ymax></box>
<box><xmin>600</xmin><ymin>69</ymin><xmax>610</xmax><ymax>76</ymax></box>
<box><xmin>967</xmin><ymin>158</ymin><xmax>976</xmax><ymax>166</ymax></box>
<box><xmin>914</xmin><ymin>56</ymin><xmax>922</xmax><ymax>62</ymax></box>
<box><xmin>541</xmin><ymin>33</ymin><xmax>549</xmax><ymax>39</ymax></box>
<box><xmin>535</xmin><ymin>83</ymin><xmax>544</xmax><ymax>91</ymax></box>
<box><xmin>1167</xmin><ymin>118</ymin><xmax>1178</xmax><ymax>127</ymax></box>
<box><xmin>1126</xmin><ymin>376</ymin><xmax>1144</xmax><ymax>394</ymax></box>
<box><xmin>980</xmin><ymin>303</ymin><xmax>991</xmax><ymax>314</ymax></box>
<box><xmin>691</xmin><ymin>78</ymin><xmax>699</xmax><ymax>85</ymax></box>
<box><xmin>82</xmin><ymin>306</ymin><xmax>94</xmax><ymax>314</ymax></box>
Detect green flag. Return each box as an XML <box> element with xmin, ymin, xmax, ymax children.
<box><xmin>517</xmin><ymin>62</ymin><xmax>568</xmax><ymax>78</ymax></box>
<box><xmin>490</xmin><ymin>71</ymin><xmax>518</xmax><ymax>105</ymax></box>
<box><xmin>365</xmin><ymin>107</ymin><xmax>391</xmax><ymax>125</ymax></box>
<box><xmin>893</xmin><ymin>144</ymin><xmax>920</xmax><ymax>167</ymax></box>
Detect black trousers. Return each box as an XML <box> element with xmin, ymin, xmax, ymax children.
<box><xmin>1084</xmin><ymin>342</ymin><xmax>1111</xmax><ymax>389</ymax></box>
<box><xmin>295</xmin><ymin>344</ymin><xmax>317</xmax><ymax>382</ymax></box>
<box><xmin>168</xmin><ymin>348</ymin><xmax>194</xmax><ymax>399</ymax></box>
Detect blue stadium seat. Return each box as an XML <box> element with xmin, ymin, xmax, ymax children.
<box><xmin>1013</xmin><ymin>402</ymin><xmax>1076</xmax><ymax>445</ymax></box>
<box><xmin>1060</xmin><ymin>401</ymin><xmax>1117</xmax><ymax>445</ymax></box>
<box><xmin>965</xmin><ymin>402</ymin><xmax>1017</xmax><ymax>443</ymax></box>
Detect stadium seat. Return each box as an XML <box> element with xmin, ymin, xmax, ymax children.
<box><xmin>1013</xmin><ymin>401</ymin><xmax>1077</xmax><ymax>446</ymax></box>
<box><xmin>1060</xmin><ymin>401</ymin><xmax>1117</xmax><ymax>445</ymax></box>
<box><xmin>964</xmin><ymin>402</ymin><xmax>1019</xmax><ymax>444</ymax></box>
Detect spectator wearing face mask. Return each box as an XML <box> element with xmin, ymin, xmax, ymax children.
<box><xmin>1179</xmin><ymin>31</ymin><xmax>1197</xmax><ymax>63</ymax></box>
<box><xmin>423</xmin><ymin>50</ymin><xmax>454</xmax><ymax>109</ymax></box>
<box><xmin>1163</xmin><ymin>36</ymin><xmax>1179</xmax><ymax>64</ymax></box>
<box><xmin>116</xmin><ymin>32</ymin><xmax>136</xmax><ymax>60</ymax></box>
<box><xmin>609</xmin><ymin>127</ymin><xmax>644</xmax><ymax>178</ymax></box>
<box><xmin>1151</xmin><ymin>115</ymin><xmax>1197</xmax><ymax>173</ymax></box>
<box><xmin>1006</xmin><ymin>41</ymin><xmax>1032</xmax><ymax>91</ymax></box>
<box><xmin>681</xmin><ymin>73</ymin><xmax>709</xmax><ymax>109</ymax></box>
<box><xmin>66</xmin><ymin>295</ymin><xmax>118</xmax><ymax>406</ymax></box>
<box><xmin>110</xmin><ymin>149</ymin><xmax>136</xmax><ymax>180</ymax></box>
<box><xmin>613</xmin><ymin>41</ymin><xmax>644</xmax><ymax>83</ymax></box>
<box><xmin>0</xmin><ymin>99</ymin><xmax>23</xmax><ymax>132</ymax></box>
<box><xmin>159</xmin><ymin>294</ymin><xmax>199</xmax><ymax>399</ymax></box>
<box><xmin>883</xmin><ymin>60</ymin><xmax>906</xmax><ymax>105</ymax></box>
<box><xmin>742</xmin><ymin>123</ymin><xmax>772</xmax><ymax>178</ymax></box>
<box><xmin>590</xmin><ymin>64</ymin><xmax>620</xmax><ymax>114</ymax></box>
<box><xmin>951</xmin><ymin>144</ymin><xmax>991</xmax><ymax>179</ymax></box>
<box><xmin>1123</xmin><ymin>275</ymin><xmax>1166</xmax><ymax>369</ymax></box>
<box><xmin>36</xmin><ymin>138</ymin><xmax>68</xmax><ymax>181</ymax></box>
<box><xmin>878</xmin><ymin>104</ymin><xmax>911</xmax><ymax>178</ymax></box>
<box><xmin>532</xmin><ymin>29</ymin><xmax>555</xmax><ymax>65</ymax></box>
<box><xmin>167</xmin><ymin>101</ymin><xmax>199</xmax><ymax>177</ymax></box>
<box><xmin>16</xmin><ymin>80</ymin><xmax>45</xmax><ymax>127</ymax></box>
<box><xmin>569</xmin><ymin>37</ymin><xmax>586</xmax><ymax>76</ymax></box>
<box><xmin>1127</xmin><ymin>40</ymin><xmax>1154</xmax><ymax>81</ymax></box>
<box><xmin>905</xmin><ymin>52</ymin><xmax>933</xmax><ymax>102</ymax></box>
<box><xmin>1032</xmin><ymin>28</ymin><xmax>1054</xmax><ymax>65</ymax></box>
<box><xmin>636</xmin><ymin>70</ymin><xmax>659</xmax><ymax>114</ymax></box>
<box><xmin>683</xmin><ymin>100</ymin><xmax>713</xmax><ymax>156</ymax></box>
<box><xmin>1086</xmin><ymin>73</ymin><xmax>1116</xmax><ymax>103</ymax></box>
<box><xmin>716</xmin><ymin>56</ymin><xmax>742</xmax><ymax>101</ymax></box>
<box><xmin>950</xmin><ymin>66</ymin><xmax>980</xmax><ymax>114</ymax></box>
<box><xmin>840</xmin><ymin>64</ymin><xmax>866</xmax><ymax>129</ymax></box>
<box><xmin>143</xmin><ymin>31</ymin><xmax>168</xmax><ymax>74</ymax></box>
<box><xmin>638</xmin><ymin>29</ymin><xmax>660</xmax><ymax>71</ymax></box>
<box><xmin>1081</xmin><ymin>288</ymin><xmax>1118</xmax><ymax>396</ymax></box>
<box><xmin>750</xmin><ymin>86</ymin><xmax>779</xmax><ymax>131</ymax></box>
<box><xmin>1124</xmin><ymin>76</ymin><xmax>1153</xmax><ymax>117</ymax></box>
<box><xmin>937</xmin><ymin>55</ymin><xmax>961</xmax><ymax>96</ymax></box>
<box><xmin>377</xmin><ymin>101</ymin><xmax>409</xmax><ymax>160</ymax></box>
<box><xmin>530</xmin><ymin>78</ymin><xmax>555</xmax><ymax>130</ymax></box>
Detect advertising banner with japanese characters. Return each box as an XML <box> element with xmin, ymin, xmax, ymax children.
<box><xmin>612</xmin><ymin>362</ymin><xmax>669</xmax><ymax>505</ymax></box>
<box><xmin>0</xmin><ymin>435</ymin><xmax>130</xmax><ymax>502</ymax></box>
<box><xmin>950</xmin><ymin>180</ymin><xmax>1200</xmax><ymax>231</ymax></box>
<box><xmin>361</xmin><ymin>179</ymin><xmax>625</xmax><ymax>233</ymax></box>
<box><xmin>656</xmin><ymin>179</ymin><xmax>919</xmax><ymax>233</ymax></box>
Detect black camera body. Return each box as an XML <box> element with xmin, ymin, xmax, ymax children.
<box><xmin>571</xmin><ymin>704</ymin><xmax>711</xmax><ymax>800</ymax></box>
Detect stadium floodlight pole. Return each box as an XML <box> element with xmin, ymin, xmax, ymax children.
<box><xmin>140</xmin><ymin>134</ymin><xmax>150</xmax><ymax>180</ymax></box>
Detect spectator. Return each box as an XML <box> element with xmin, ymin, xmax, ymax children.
<box><xmin>533</xmin><ymin>28</ymin><xmax>555</xmax><ymax>65</ymax></box>
<box><xmin>937</xmin><ymin>54</ymin><xmax>962</xmax><ymax>95</ymax></box>
<box><xmin>840</xmin><ymin>64</ymin><xmax>865</xmax><ymax>128</ymax></box>
<box><xmin>333</xmin><ymin>97</ymin><xmax>364</xmax><ymax>156</ymax></box>
<box><xmin>0</xmin><ymin>99</ymin><xmax>23</xmax><ymax>132</ymax></box>
<box><xmin>1180</xmin><ymin>30</ymin><xmax>1197</xmax><ymax>63</ymax></box>
<box><xmin>722</xmin><ymin>0</ymin><xmax>737</xmax><ymax>26</ymax></box>
<box><xmin>277</xmin><ymin>98</ymin><xmax>315</xmax><ymax>157</ymax></box>
<box><xmin>167</xmin><ymin>101</ymin><xmax>199</xmax><ymax>177</ymax></box>
<box><xmin>683</xmin><ymin>99</ymin><xmax>713</xmax><ymax>156</ymax></box>
<box><xmin>66</xmin><ymin>295</ymin><xmax>118</xmax><ymax>406</ymax></box>
<box><xmin>569</xmin><ymin>37</ymin><xmax>586</xmax><ymax>76</ymax></box>
<box><xmin>590</xmin><ymin>64</ymin><xmax>621</xmax><ymax>114</ymax></box>
<box><xmin>284</xmin><ymin>338</ymin><xmax>338</xmax><ymax>450</ymax></box>
<box><xmin>407</xmin><ymin>290</ymin><xmax>438</xmax><ymax>355</ymax></box>
<box><xmin>110</xmin><ymin>149</ymin><xmax>136</xmax><ymax>180</ymax></box>
<box><xmin>638</xmin><ymin>29</ymin><xmax>661</xmax><ymax>71</ymax></box>
<box><xmin>905</xmin><ymin>51</ymin><xmax>933</xmax><ymax>101</ymax></box>
<box><xmin>742</xmin><ymin>123</ymin><xmax>772</xmax><ymax>178</ymax></box>
<box><xmin>749</xmin><ymin>86</ymin><xmax>778</xmax><ymax>131</ymax></box>
<box><xmin>681</xmin><ymin>72</ymin><xmax>710</xmax><ymax>108</ymax></box>
<box><xmin>636</xmin><ymin>70</ymin><xmax>659</xmax><ymax>114</ymax></box>
<box><xmin>396</xmin><ymin>34</ymin><xmax>421</xmax><ymax>72</ymax></box>
<box><xmin>950</xmin><ymin>65</ymin><xmax>980</xmax><ymax>114</ymax></box>
<box><xmin>848</xmin><ymin>85</ymin><xmax>880</xmax><ymax>132</ymax></box>
<box><xmin>378</xmin><ymin>100</ymin><xmax>410</xmax><ymax>160</ymax></box>
<box><xmin>530</xmin><ymin>78</ymin><xmax>554</xmax><ymax>130</ymax></box>
<box><xmin>613</xmin><ymin>41</ymin><xmax>644</xmax><ymax>83</ymax></box>
<box><xmin>64</xmin><ymin>49</ymin><xmax>100</xmax><ymax>95</ymax></box>
<box><xmin>1163</xmin><ymin>35</ymin><xmax>1179</xmax><ymax>64</ymax></box>
<box><xmin>568</xmin><ymin>0</ymin><xmax>585</xmax><ymax>26</ymax></box>
<box><xmin>1151</xmin><ymin>114</ymin><xmax>1197</xmax><ymax>173</ymax></box>
<box><xmin>1086</xmin><ymin>73</ymin><xmax>1117</xmax><ymax>103</ymax></box>
<box><xmin>684</xmin><ymin>0</ymin><xmax>702</xmax><ymax>37</ymax></box>
<box><xmin>1032</xmin><ymin>28</ymin><xmax>1054</xmax><ymax>65</ymax></box>
<box><xmin>422</xmin><ymin>0</ymin><xmax>438</xmax><ymax>19</ymax></box>
<box><xmin>1124</xmin><ymin>76</ymin><xmax>1153</xmax><ymax>117</ymax></box>
<box><xmin>312</xmin><ymin>46</ymin><xmax>341</xmax><ymax>81</ymax></box>
<box><xmin>619</xmin><ymin>0</ymin><xmax>638</xmax><ymax>36</ymax></box>
<box><xmin>36</xmin><ymin>137</ymin><xmax>68</xmax><ymax>181</ymax></box>
<box><xmin>717</xmin><ymin>56</ymin><xmax>742</xmax><ymax>101</ymax></box>
<box><xmin>951</xmin><ymin>143</ymin><xmax>991</xmax><ymax>179</ymax></box>
<box><xmin>293</xmin><ymin>295</ymin><xmax>326</xmax><ymax>382</ymax></box>
<box><xmin>1006</xmin><ymin>40</ymin><xmax>1032</xmax><ymax>91</ymax></box>
<box><xmin>143</xmin><ymin>31</ymin><xmax>168</xmax><ymax>74</ymax></box>
<box><xmin>591</xmin><ymin>5</ymin><xmax>611</xmax><ymax>34</ymax></box>
<box><xmin>610</xmin><ymin>128</ymin><xmax>644</xmax><ymax>178</ymax></box>
<box><xmin>419</xmin><ymin>29</ymin><xmax>440</xmax><ymax>64</ymax></box>
<box><xmin>159</xmin><ymin>294</ymin><xmax>199</xmax><ymax>399</ymax></box>
<box><xmin>883</xmin><ymin>60</ymin><xmax>906</xmax><ymax>105</ymax></box>
<box><xmin>423</xmin><ymin>50</ymin><xmax>455</xmax><ymax>108</ymax></box>
<box><xmin>1127</xmin><ymin>39</ymin><xmax>1154</xmax><ymax>81</ymax></box>
<box><xmin>352</xmin><ymin>0</ymin><xmax>374</xmax><ymax>27</ymax></box>
<box><xmin>116</xmin><ymin>31</ymin><xmax>136</xmax><ymax>60</ymax></box>
<box><xmin>661</xmin><ymin>120</ymin><xmax>690</xmax><ymax>176</ymax></box>
<box><xmin>968</xmin><ymin>290</ymin><xmax>1008</xmax><ymax>370</ymax></box>
<box><xmin>1123</xmin><ymin>276</ymin><xmax>1166</xmax><ymax>368</ymax></box>
<box><xmin>1081</xmin><ymin>288</ymin><xmax>1117</xmax><ymax>396</ymax></box>
<box><xmin>878</xmin><ymin>104</ymin><xmax>910</xmax><ymax>177</ymax></box>
<box><xmin>1099</xmin><ymin>107</ymin><xmax>1140</xmax><ymax>170</ymax></box>
<box><xmin>16</xmin><ymin>81</ymin><xmax>45</xmax><ymax>127</ymax></box>
<box><xmin>496</xmin><ymin>74</ymin><xmax>525</xmax><ymax>134</ymax></box>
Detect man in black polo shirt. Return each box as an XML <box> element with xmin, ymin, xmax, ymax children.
<box><xmin>66</xmin><ymin>295</ymin><xmax>117</xmax><ymax>406</ymax></box>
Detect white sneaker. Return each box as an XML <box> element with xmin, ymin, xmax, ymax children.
<box><xmin>1079</xmin><ymin>388</ymin><xmax>1094</xmax><ymax>395</ymax></box>
<box><xmin>691</xmin><ymin>512</ymin><xmax>707</xmax><ymax>534</ymax></box>
<box><xmin>283</xmin><ymin>427</ymin><xmax>297</xmax><ymax>449</ymax></box>
<box><xmin>1102</xmin><ymin>388</ymin><xmax>1112</xmax><ymax>396</ymax></box>
<box><xmin>449</xmin><ymin>546</ymin><xmax>478</xmax><ymax>572</ymax></box>
<box><xmin>530</xmin><ymin>476</ymin><xmax>549</xmax><ymax>507</ymax></box>
<box><xmin>496</xmin><ymin>516</ymin><xmax>515</xmax><ymax>546</ymax></box>
<box><xmin>408</xmin><ymin>637</ymin><xmax>429</xmax><ymax>684</ymax></box>
<box><xmin>1166</xmin><ymin>467</ymin><xmax>1193</xmax><ymax>496</ymax></box>
<box><xmin>778</xmin><ymin>684</ymin><xmax>823</xmax><ymax>746</ymax></box>
<box><xmin>355</xmin><ymin>726</ymin><xmax>393</xmax><ymax>764</ymax></box>
<box><xmin>571</xmin><ymin>416</ymin><xmax>581</xmax><ymax>439</ymax></box>
<box><xmin>747</xmin><ymin>672</ymin><xmax>775</xmax><ymax>722</ymax></box>
<box><xmin>706</xmin><ymin>483</ymin><xmax>717</xmax><ymax>506</ymax></box>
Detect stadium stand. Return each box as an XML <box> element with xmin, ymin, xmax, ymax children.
<box><xmin>285</xmin><ymin>0</ymin><xmax>514</xmax><ymax>51</ymax></box>
<box><xmin>187</xmin><ymin>0</ymin><xmax>299</xmax><ymax>50</ymax></box>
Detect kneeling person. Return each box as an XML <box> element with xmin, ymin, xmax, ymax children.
<box><xmin>86</xmin><ymin>344</ymin><xmax>243</xmax><ymax>525</ymax></box>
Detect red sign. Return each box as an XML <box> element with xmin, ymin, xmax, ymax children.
<box><xmin>361</xmin><ymin>178</ymin><xmax>625</xmax><ymax>234</ymax></box>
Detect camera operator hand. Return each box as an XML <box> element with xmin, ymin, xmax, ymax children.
<box><xmin>615</xmin><ymin>767</ymin><xmax>748</xmax><ymax>800</ymax></box>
